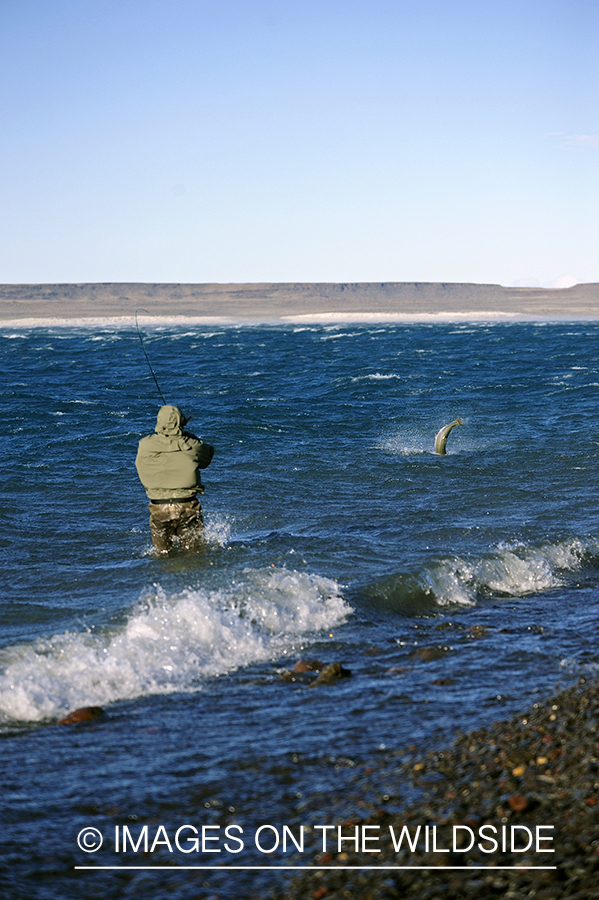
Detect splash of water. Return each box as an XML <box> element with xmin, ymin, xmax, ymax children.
<box><xmin>366</xmin><ymin>537</ymin><xmax>599</xmax><ymax>611</ymax></box>
<box><xmin>0</xmin><ymin>567</ymin><xmax>351</xmax><ymax>724</ymax></box>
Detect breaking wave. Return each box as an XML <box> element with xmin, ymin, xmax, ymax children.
<box><xmin>363</xmin><ymin>537</ymin><xmax>599</xmax><ymax>612</ymax></box>
<box><xmin>0</xmin><ymin>568</ymin><xmax>351</xmax><ymax>724</ymax></box>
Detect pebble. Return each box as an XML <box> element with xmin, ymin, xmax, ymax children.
<box><xmin>57</xmin><ymin>706</ymin><xmax>103</xmax><ymax>725</ymax></box>
<box><xmin>293</xmin><ymin>659</ymin><xmax>325</xmax><ymax>673</ymax></box>
<box><xmin>311</xmin><ymin>663</ymin><xmax>352</xmax><ymax>687</ymax></box>
<box><xmin>266</xmin><ymin>676</ymin><xmax>599</xmax><ymax>900</ymax></box>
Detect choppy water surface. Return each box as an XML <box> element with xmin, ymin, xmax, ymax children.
<box><xmin>2</xmin><ymin>320</ymin><xmax>599</xmax><ymax>898</ymax></box>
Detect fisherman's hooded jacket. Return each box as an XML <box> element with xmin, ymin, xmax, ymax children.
<box><xmin>135</xmin><ymin>405</ymin><xmax>214</xmax><ymax>500</ymax></box>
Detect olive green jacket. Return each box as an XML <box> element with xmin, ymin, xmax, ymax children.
<box><xmin>135</xmin><ymin>405</ymin><xmax>214</xmax><ymax>500</ymax></box>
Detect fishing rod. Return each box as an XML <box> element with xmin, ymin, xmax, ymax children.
<box><xmin>135</xmin><ymin>308</ymin><xmax>167</xmax><ymax>405</ymax></box>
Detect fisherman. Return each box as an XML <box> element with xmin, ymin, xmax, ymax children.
<box><xmin>135</xmin><ymin>405</ymin><xmax>214</xmax><ymax>552</ymax></box>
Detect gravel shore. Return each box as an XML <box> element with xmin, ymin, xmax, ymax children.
<box><xmin>269</xmin><ymin>676</ymin><xmax>599</xmax><ymax>900</ymax></box>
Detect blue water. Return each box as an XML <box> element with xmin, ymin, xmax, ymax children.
<box><xmin>2</xmin><ymin>320</ymin><xmax>599</xmax><ymax>898</ymax></box>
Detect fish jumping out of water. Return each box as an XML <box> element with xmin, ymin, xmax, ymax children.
<box><xmin>434</xmin><ymin>417</ymin><xmax>463</xmax><ymax>455</ymax></box>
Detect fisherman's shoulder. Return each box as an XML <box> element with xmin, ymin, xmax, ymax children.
<box><xmin>137</xmin><ymin>432</ymin><xmax>168</xmax><ymax>452</ymax></box>
<box><xmin>183</xmin><ymin>430</ymin><xmax>213</xmax><ymax>447</ymax></box>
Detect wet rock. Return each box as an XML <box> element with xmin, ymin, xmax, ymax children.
<box><xmin>410</xmin><ymin>646</ymin><xmax>451</xmax><ymax>661</ymax></box>
<box><xmin>293</xmin><ymin>658</ymin><xmax>325</xmax><ymax>673</ymax></box>
<box><xmin>508</xmin><ymin>793</ymin><xmax>529</xmax><ymax>811</ymax></box>
<box><xmin>278</xmin><ymin>660</ymin><xmax>329</xmax><ymax>684</ymax></box>
<box><xmin>277</xmin><ymin>668</ymin><xmax>296</xmax><ymax>682</ymax></box>
<box><xmin>57</xmin><ymin>706</ymin><xmax>103</xmax><ymax>725</ymax></box>
<box><xmin>467</xmin><ymin>624</ymin><xmax>490</xmax><ymax>639</ymax></box>
<box><xmin>310</xmin><ymin>662</ymin><xmax>352</xmax><ymax>686</ymax></box>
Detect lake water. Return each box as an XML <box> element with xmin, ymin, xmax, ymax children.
<box><xmin>1</xmin><ymin>319</ymin><xmax>598</xmax><ymax>898</ymax></box>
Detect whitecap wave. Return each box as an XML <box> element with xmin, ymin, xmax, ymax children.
<box><xmin>424</xmin><ymin>537</ymin><xmax>599</xmax><ymax>606</ymax></box>
<box><xmin>367</xmin><ymin>537</ymin><xmax>599</xmax><ymax>611</ymax></box>
<box><xmin>0</xmin><ymin>568</ymin><xmax>351</xmax><ymax>723</ymax></box>
<box><xmin>352</xmin><ymin>373</ymin><xmax>401</xmax><ymax>382</ymax></box>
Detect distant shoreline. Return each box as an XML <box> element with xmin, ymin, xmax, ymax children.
<box><xmin>1</xmin><ymin>281</ymin><xmax>599</xmax><ymax>324</ymax></box>
<box><xmin>2</xmin><ymin>312</ymin><xmax>599</xmax><ymax>329</ymax></box>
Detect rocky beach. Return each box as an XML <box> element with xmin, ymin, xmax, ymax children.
<box><xmin>268</xmin><ymin>675</ymin><xmax>599</xmax><ymax>900</ymax></box>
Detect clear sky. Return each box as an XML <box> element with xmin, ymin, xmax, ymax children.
<box><xmin>1</xmin><ymin>0</ymin><xmax>597</xmax><ymax>286</ymax></box>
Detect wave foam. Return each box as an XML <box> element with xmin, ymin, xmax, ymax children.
<box><xmin>0</xmin><ymin>568</ymin><xmax>351</xmax><ymax>724</ymax></box>
<box><xmin>427</xmin><ymin>538</ymin><xmax>598</xmax><ymax>606</ymax></box>
<box><xmin>367</xmin><ymin>537</ymin><xmax>599</xmax><ymax>611</ymax></box>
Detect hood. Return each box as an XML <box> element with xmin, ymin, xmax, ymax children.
<box><xmin>155</xmin><ymin>405</ymin><xmax>187</xmax><ymax>437</ymax></box>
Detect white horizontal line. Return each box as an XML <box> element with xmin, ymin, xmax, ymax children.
<box><xmin>75</xmin><ymin>865</ymin><xmax>557</xmax><ymax>871</ymax></box>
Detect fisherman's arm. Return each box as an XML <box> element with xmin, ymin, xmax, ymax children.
<box><xmin>196</xmin><ymin>440</ymin><xmax>214</xmax><ymax>469</ymax></box>
<box><xmin>185</xmin><ymin>433</ymin><xmax>214</xmax><ymax>469</ymax></box>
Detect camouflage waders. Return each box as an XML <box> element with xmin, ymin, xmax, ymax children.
<box><xmin>148</xmin><ymin>498</ymin><xmax>204</xmax><ymax>552</ymax></box>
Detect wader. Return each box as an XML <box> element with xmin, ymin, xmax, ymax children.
<box><xmin>148</xmin><ymin>497</ymin><xmax>204</xmax><ymax>552</ymax></box>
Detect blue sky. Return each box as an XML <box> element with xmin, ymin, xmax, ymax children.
<box><xmin>1</xmin><ymin>0</ymin><xmax>597</xmax><ymax>286</ymax></box>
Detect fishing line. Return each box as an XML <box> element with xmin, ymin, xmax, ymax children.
<box><xmin>135</xmin><ymin>308</ymin><xmax>167</xmax><ymax>405</ymax></box>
